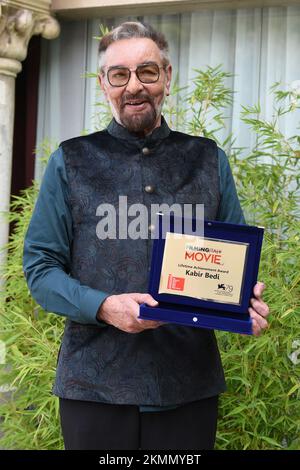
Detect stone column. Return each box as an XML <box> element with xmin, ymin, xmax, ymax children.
<box><xmin>0</xmin><ymin>2</ymin><xmax>60</xmax><ymax>279</ymax></box>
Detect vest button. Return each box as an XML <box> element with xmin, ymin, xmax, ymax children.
<box><xmin>144</xmin><ymin>185</ymin><xmax>154</xmax><ymax>193</ymax></box>
<box><xmin>142</xmin><ymin>147</ymin><xmax>151</xmax><ymax>155</ymax></box>
<box><xmin>148</xmin><ymin>224</ymin><xmax>155</xmax><ymax>233</ymax></box>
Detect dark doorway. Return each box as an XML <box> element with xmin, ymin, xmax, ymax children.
<box><xmin>11</xmin><ymin>35</ymin><xmax>41</xmax><ymax>198</ymax></box>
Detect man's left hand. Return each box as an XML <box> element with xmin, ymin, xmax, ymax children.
<box><xmin>248</xmin><ymin>281</ymin><xmax>270</xmax><ymax>336</ymax></box>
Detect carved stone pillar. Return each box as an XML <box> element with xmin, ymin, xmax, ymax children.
<box><xmin>0</xmin><ymin>1</ymin><xmax>60</xmax><ymax>281</ymax></box>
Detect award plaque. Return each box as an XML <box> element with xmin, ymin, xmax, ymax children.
<box><xmin>139</xmin><ymin>214</ymin><xmax>264</xmax><ymax>334</ymax></box>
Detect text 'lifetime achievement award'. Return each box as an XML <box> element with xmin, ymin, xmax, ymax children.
<box><xmin>139</xmin><ymin>214</ymin><xmax>264</xmax><ymax>334</ymax></box>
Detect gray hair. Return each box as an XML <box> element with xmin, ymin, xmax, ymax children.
<box><xmin>98</xmin><ymin>21</ymin><xmax>170</xmax><ymax>71</ymax></box>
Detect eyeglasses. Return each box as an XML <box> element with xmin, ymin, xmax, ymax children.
<box><xmin>105</xmin><ymin>63</ymin><xmax>165</xmax><ymax>87</ymax></box>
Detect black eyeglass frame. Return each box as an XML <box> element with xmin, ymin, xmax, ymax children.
<box><xmin>103</xmin><ymin>62</ymin><xmax>166</xmax><ymax>87</ymax></box>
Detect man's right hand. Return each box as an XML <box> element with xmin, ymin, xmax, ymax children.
<box><xmin>97</xmin><ymin>293</ymin><xmax>164</xmax><ymax>333</ymax></box>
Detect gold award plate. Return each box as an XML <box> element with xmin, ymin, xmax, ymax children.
<box><xmin>158</xmin><ymin>232</ymin><xmax>249</xmax><ymax>306</ymax></box>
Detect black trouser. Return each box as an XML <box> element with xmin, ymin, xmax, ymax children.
<box><xmin>59</xmin><ymin>396</ymin><xmax>219</xmax><ymax>450</ymax></box>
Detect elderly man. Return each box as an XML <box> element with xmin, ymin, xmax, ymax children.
<box><xmin>23</xmin><ymin>21</ymin><xmax>269</xmax><ymax>450</ymax></box>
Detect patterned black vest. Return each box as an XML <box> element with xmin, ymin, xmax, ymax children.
<box><xmin>53</xmin><ymin>117</ymin><xmax>226</xmax><ymax>405</ymax></box>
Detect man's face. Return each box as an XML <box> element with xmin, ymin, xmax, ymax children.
<box><xmin>98</xmin><ymin>38</ymin><xmax>172</xmax><ymax>135</ymax></box>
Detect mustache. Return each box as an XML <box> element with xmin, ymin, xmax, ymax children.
<box><xmin>121</xmin><ymin>93</ymin><xmax>154</xmax><ymax>108</ymax></box>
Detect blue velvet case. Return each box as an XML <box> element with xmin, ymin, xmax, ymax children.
<box><xmin>139</xmin><ymin>214</ymin><xmax>264</xmax><ymax>334</ymax></box>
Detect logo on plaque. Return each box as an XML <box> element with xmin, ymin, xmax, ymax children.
<box><xmin>167</xmin><ymin>274</ymin><xmax>185</xmax><ymax>291</ymax></box>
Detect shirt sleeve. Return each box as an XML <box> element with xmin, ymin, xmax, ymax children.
<box><xmin>216</xmin><ymin>147</ymin><xmax>246</xmax><ymax>224</ymax></box>
<box><xmin>23</xmin><ymin>147</ymin><xmax>109</xmax><ymax>326</ymax></box>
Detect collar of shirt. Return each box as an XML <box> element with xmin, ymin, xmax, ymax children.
<box><xmin>106</xmin><ymin>115</ymin><xmax>171</xmax><ymax>144</ymax></box>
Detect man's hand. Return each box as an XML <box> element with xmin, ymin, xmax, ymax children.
<box><xmin>249</xmin><ymin>282</ymin><xmax>270</xmax><ymax>336</ymax></box>
<box><xmin>97</xmin><ymin>293</ymin><xmax>164</xmax><ymax>333</ymax></box>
